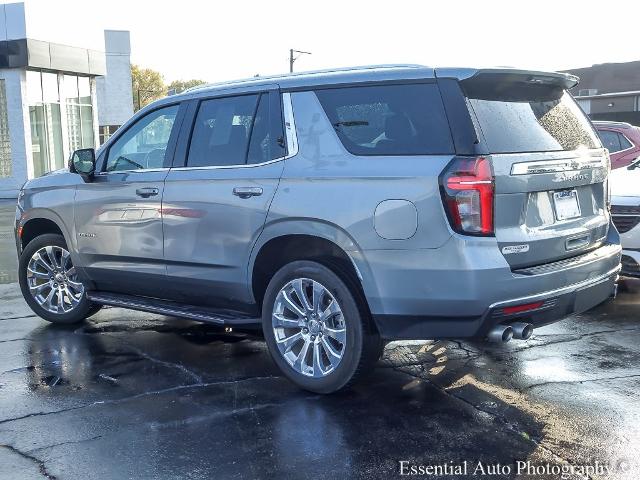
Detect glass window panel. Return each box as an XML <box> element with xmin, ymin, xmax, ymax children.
<box><xmin>66</xmin><ymin>104</ymin><xmax>82</xmax><ymax>152</ymax></box>
<box><xmin>597</xmin><ymin>130</ymin><xmax>621</xmax><ymax>153</ymax></box>
<box><xmin>29</xmin><ymin>104</ymin><xmax>48</xmax><ymax>177</ymax></box>
<box><xmin>78</xmin><ymin>76</ymin><xmax>91</xmax><ymax>104</ymax></box>
<box><xmin>315</xmin><ymin>84</ymin><xmax>454</xmax><ymax>156</ymax></box>
<box><xmin>187</xmin><ymin>95</ymin><xmax>258</xmax><ymax>167</ymax></box>
<box><xmin>106</xmin><ymin>105</ymin><xmax>179</xmax><ymax>171</ymax></box>
<box><xmin>26</xmin><ymin>70</ymin><xmax>43</xmax><ymax>105</ymax></box>
<box><xmin>618</xmin><ymin>133</ymin><xmax>633</xmax><ymax>150</ymax></box>
<box><xmin>41</xmin><ymin>72</ymin><xmax>59</xmax><ymax>103</ymax></box>
<box><xmin>62</xmin><ymin>75</ymin><xmax>79</xmax><ymax>104</ymax></box>
<box><xmin>0</xmin><ymin>80</ymin><xmax>12</xmax><ymax>178</ymax></box>
<box><xmin>45</xmin><ymin>103</ymin><xmax>64</xmax><ymax>170</ymax></box>
<box><xmin>80</xmin><ymin>105</ymin><xmax>95</xmax><ymax>148</ymax></box>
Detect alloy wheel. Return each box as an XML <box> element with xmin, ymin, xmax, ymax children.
<box><xmin>272</xmin><ymin>278</ymin><xmax>347</xmax><ymax>377</ymax></box>
<box><xmin>26</xmin><ymin>246</ymin><xmax>84</xmax><ymax>314</ymax></box>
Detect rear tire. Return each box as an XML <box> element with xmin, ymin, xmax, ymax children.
<box><xmin>19</xmin><ymin>233</ymin><xmax>101</xmax><ymax>324</ymax></box>
<box><xmin>262</xmin><ymin>260</ymin><xmax>379</xmax><ymax>393</ymax></box>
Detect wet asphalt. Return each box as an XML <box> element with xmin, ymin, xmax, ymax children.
<box><xmin>0</xmin><ymin>200</ymin><xmax>639</xmax><ymax>480</ymax></box>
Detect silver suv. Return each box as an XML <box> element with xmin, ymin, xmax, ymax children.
<box><xmin>15</xmin><ymin>65</ymin><xmax>621</xmax><ymax>393</ymax></box>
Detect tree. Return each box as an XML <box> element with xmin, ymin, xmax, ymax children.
<box><xmin>167</xmin><ymin>79</ymin><xmax>207</xmax><ymax>94</ymax></box>
<box><xmin>131</xmin><ymin>64</ymin><xmax>165</xmax><ymax>111</ymax></box>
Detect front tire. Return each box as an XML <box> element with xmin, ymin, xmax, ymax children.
<box><xmin>262</xmin><ymin>260</ymin><xmax>379</xmax><ymax>393</ymax></box>
<box><xmin>19</xmin><ymin>233</ymin><xmax>101</xmax><ymax>324</ymax></box>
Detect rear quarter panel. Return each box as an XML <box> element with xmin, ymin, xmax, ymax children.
<box><xmin>266</xmin><ymin>91</ymin><xmax>453</xmax><ymax>252</ymax></box>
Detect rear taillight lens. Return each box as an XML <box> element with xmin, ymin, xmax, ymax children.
<box><xmin>440</xmin><ymin>156</ymin><xmax>494</xmax><ymax>236</ymax></box>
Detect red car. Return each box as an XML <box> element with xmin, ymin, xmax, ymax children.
<box><xmin>594</xmin><ymin>121</ymin><xmax>640</xmax><ymax>169</ymax></box>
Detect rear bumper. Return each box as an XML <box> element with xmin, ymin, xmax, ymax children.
<box><xmin>358</xmin><ymin>234</ymin><xmax>622</xmax><ymax>340</ymax></box>
<box><xmin>373</xmin><ymin>264</ymin><xmax>619</xmax><ymax>339</ymax></box>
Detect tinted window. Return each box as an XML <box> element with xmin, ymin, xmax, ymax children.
<box><xmin>618</xmin><ymin>132</ymin><xmax>632</xmax><ymax>150</ymax></box>
<box><xmin>464</xmin><ymin>83</ymin><xmax>599</xmax><ymax>153</ymax></box>
<box><xmin>106</xmin><ymin>105</ymin><xmax>179</xmax><ymax>172</ymax></box>
<box><xmin>315</xmin><ymin>84</ymin><xmax>454</xmax><ymax>156</ymax></box>
<box><xmin>247</xmin><ymin>93</ymin><xmax>286</xmax><ymax>164</ymax></box>
<box><xmin>187</xmin><ymin>95</ymin><xmax>258</xmax><ymax>167</ymax></box>
<box><xmin>598</xmin><ymin>129</ymin><xmax>622</xmax><ymax>152</ymax></box>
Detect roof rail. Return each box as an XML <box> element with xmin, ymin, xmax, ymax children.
<box><xmin>184</xmin><ymin>64</ymin><xmax>426</xmax><ymax>93</ymax></box>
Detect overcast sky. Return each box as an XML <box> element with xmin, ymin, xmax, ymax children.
<box><xmin>11</xmin><ymin>0</ymin><xmax>640</xmax><ymax>83</ymax></box>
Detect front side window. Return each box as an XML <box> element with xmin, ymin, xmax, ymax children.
<box><xmin>105</xmin><ymin>105</ymin><xmax>179</xmax><ymax>172</ymax></box>
<box><xmin>315</xmin><ymin>83</ymin><xmax>454</xmax><ymax>156</ymax></box>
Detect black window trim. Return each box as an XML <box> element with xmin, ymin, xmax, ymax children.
<box><xmin>174</xmin><ymin>88</ymin><xmax>289</xmax><ymax>170</ymax></box>
<box><xmin>97</xmin><ymin>101</ymin><xmax>186</xmax><ymax>174</ymax></box>
<box><xmin>312</xmin><ymin>80</ymin><xmax>456</xmax><ymax>157</ymax></box>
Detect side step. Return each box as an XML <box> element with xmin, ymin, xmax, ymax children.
<box><xmin>86</xmin><ymin>291</ymin><xmax>261</xmax><ymax>327</ymax></box>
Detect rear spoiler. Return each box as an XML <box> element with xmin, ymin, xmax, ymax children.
<box><xmin>435</xmin><ymin>68</ymin><xmax>579</xmax><ymax>90</ymax></box>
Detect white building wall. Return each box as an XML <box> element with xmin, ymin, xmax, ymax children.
<box><xmin>0</xmin><ymin>69</ymin><xmax>31</xmax><ymax>198</ymax></box>
<box><xmin>96</xmin><ymin>30</ymin><xmax>134</xmax><ymax>128</ymax></box>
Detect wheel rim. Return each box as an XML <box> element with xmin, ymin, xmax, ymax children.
<box><xmin>26</xmin><ymin>246</ymin><xmax>84</xmax><ymax>314</ymax></box>
<box><xmin>272</xmin><ymin>278</ymin><xmax>347</xmax><ymax>378</ymax></box>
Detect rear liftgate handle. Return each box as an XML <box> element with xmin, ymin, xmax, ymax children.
<box><xmin>233</xmin><ymin>187</ymin><xmax>263</xmax><ymax>199</ymax></box>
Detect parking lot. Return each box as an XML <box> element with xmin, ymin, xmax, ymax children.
<box><xmin>0</xmin><ymin>199</ymin><xmax>639</xmax><ymax>479</ymax></box>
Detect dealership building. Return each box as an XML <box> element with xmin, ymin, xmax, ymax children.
<box><xmin>565</xmin><ymin>60</ymin><xmax>640</xmax><ymax>125</ymax></box>
<box><xmin>0</xmin><ymin>2</ymin><xmax>133</xmax><ymax>198</ymax></box>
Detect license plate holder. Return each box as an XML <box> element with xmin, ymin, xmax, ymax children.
<box><xmin>553</xmin><ymin>189</ymin><xmax>581</xmax><ymax>221</ymax></box>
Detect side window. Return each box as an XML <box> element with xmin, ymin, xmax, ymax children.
<box><xmin>187</xmin><ymin>94</ymin><xmax>258</xmax><ymax>167</ymax></box>
<box><xmin>105</xmin><ymin>105</ymin><xmax>179</xmax><ymax>172</ymax></box>
<box><xmin>618</xmin><ymin>132</ymin><xmax>632</xmax><ymax>150</ymax></box>
<box><xmin>598</xmin><ymin>129</ymin><xmax>622</xmax><ymax>153</ymax></box>
<box><xmin>315</xmin><ymin>83</ymin><xmax>454</xmax><ymax>156</ymax></box>
<box><xmin>247</xmin><ymin>93</ymin><xmax>287</xmax><ymax>164</ymax></box>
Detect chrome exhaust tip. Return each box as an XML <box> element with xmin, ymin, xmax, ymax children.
<box><xmin>510</xmin><ymin>322</ymin><xmax>533</xmax><ymax>340</ymax></box>
<box><xmin>488</xmin><ymin>324</ymin><xmax>513</xmax><ymax>343</ymax></box>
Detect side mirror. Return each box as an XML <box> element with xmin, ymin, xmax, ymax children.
<box><xmin>69</xmin><ymin>148</ymin><xmax>96</xmax><ymax>180</ymax></box>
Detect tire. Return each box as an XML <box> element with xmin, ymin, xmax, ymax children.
<box><xmin>262</xmin><ymin>260</ymin><xmax>380</xmax><ymax>394</ymax></box>
<box><xmin>19</xmin><ymin>233</ymin><xmax>101</xmax><ymax>324</ymax></box>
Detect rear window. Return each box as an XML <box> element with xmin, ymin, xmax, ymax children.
<box><xmin>463</xmin><ymin>81</ymin><xmax>600</xmax><ymax>154</ymax></box>
<box><xmin>315</xmin><ymin>83</ymin><xmax>454</xmax><ymax>156</ymax></box>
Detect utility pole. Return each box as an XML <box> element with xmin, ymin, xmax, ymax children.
<box><xmin>289</xmin><ymin>49</ymin><xmax>312</xmax><ymax>73</ymax></box>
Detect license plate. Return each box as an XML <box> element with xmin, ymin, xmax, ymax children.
<box><xmin>553</xmin><ymin>190</ymin><xmax>581</xmax><ymax>220</ymax></box>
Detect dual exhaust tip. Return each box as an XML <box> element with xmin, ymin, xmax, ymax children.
<box><xmin>487</xmin><ymin>322</ymin><xmax>533</xmax><ymax>343</ymax></box>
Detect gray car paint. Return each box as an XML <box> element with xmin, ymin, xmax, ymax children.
<box><xmin>15</xmin><ymin>65</ymin><xmax>622</xmax><ymax>338</ymax></box>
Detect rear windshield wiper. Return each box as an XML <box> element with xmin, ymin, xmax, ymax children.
<box><xmin>334</xmin><ymin>120</ymin><xmax>369</xmax><ymax>127</ymax></box>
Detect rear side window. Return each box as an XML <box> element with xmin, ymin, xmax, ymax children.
<box><xmin>315</xmin><ymin>83</ymin><xmax>454</xmax><ymax>156</ymax></box>
<box><xmin>462</xmin><ymin>80</ymin><xmax>600</xmax><ymax>153</ymax></box>
<box><xmin>598</xmin><ymin>129</ymin><xmax>632</xmax><ymax>153</ymax></box>
<box><xmin>187</xmin><ymin>92</ymin><xmax>286</xmax><ymax>167</ymax></box>
<box><xmin>598</xmin><ymin>130</ymin><xmax>622</xmax><ymax>152</ymax></box>
<box><xmin>187</xmin><ymin>94</ymin><xmax>258</xmax><ymax>167</ymax></box>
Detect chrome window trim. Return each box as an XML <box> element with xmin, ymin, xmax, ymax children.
<box><xmin>95</xmin><ymin>167</ymin><xmax>170</xmax><ymax>176</ymax></box>
<box><xmin>169</xmin><ymin>91</ymin><xmax>299</xmax><ymax>172</ymax></box>
<box><xmin>511</xmin><ymin>157</ymin><xmax>606</xmax><ymax>175</ymax></box>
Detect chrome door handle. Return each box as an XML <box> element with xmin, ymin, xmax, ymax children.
<box><xmin>136</xmin><ymin>187</ymin><xmax>159</xmax><ymax>198</ymax></box>
<box><xmin>233</xmin><ymin>187</ymin><xmax>263</xmax><ymax>198</ymax></box>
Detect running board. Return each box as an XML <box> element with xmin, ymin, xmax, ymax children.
<box><xmin>86</xmin><ymin>291</ymin><xmax>261</xmax><ymax>327</ymax></box>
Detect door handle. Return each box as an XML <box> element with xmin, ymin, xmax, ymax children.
<box><xmin>136</xmin><ymin>187</ymin><xmax>159</xmax><ymax>198</ymax></box>
<box><xmin>233</xmin><ymin>187</ymin><xmax>263</xmax><ymax>199</ymax></box>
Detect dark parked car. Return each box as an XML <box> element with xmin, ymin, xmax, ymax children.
<box><xmin>594</xmin><ymin>121</ymin><xmax>640</xmax><ymax>169</ymax></box>
<box><xmin>15</xmin><ymin>65</ymin><xmax>621</xmax><ymax>393</ymax></box>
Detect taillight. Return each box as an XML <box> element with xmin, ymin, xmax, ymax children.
<box><xmin>439</xmin><ymin>156</ymin><xmax>494</xmax><ymax>236</ymax></box>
